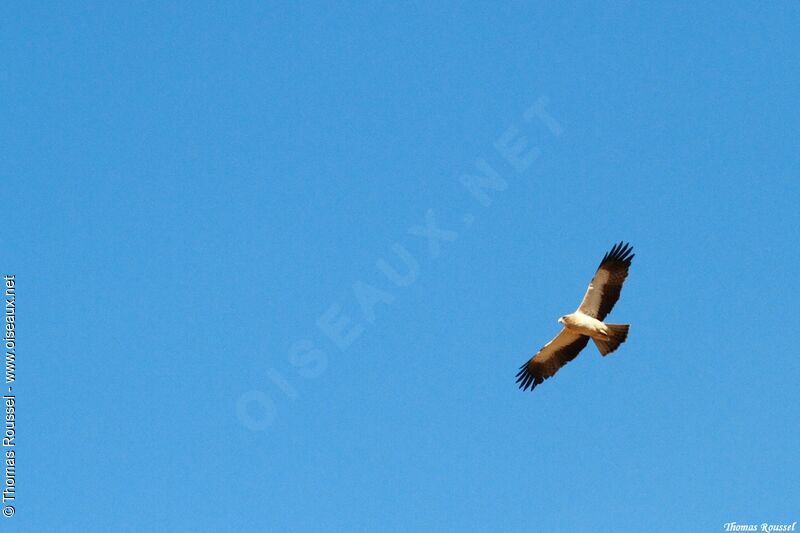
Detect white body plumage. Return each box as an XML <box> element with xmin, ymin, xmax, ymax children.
<box><xmin>559</xmin><ymin>312</ymin><xmax>609</xmax><ymax>340</ymax></box>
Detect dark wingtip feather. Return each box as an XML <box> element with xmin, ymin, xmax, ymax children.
<box><xmin>515</xmin><ymin>362</ymin><xmax>543</xmax><ymax>392</ymax></box>
<box><xmin>600</xmin><ymin>241</ymin><xmax>635</xmax><ymax>267</ymax></box>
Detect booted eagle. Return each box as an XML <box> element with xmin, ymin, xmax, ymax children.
<box><xmin>516</xmin><ymin>242</ymin><xmax>634</xmax><ymax>392</ymax></box>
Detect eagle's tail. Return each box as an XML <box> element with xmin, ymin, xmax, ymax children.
<box><xmin>594</xmin><ymin>324</ymin><xmax>629</xmax><ymax>356</ymax></box>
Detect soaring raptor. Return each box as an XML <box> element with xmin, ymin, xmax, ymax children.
<box><xmin>516</xmin><ymin>242</ymin><xmax>635</xmax><ymax>392</ymax></box>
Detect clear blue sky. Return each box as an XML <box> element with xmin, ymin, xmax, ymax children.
<box><xmin>3</xmin><ymin>3</ymin><xmax>800</xmax><ymax>532</ymax></box>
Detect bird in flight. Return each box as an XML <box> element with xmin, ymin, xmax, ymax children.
<box><xmin>516</xmin><ymin>242</ymin><xmax>635</xmax><ymax>392</ymax></box>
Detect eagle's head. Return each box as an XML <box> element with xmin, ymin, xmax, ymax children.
<box><xmin>558</xmin><ymin>316</ymin><xmax>566</xmax><ymax>325</ymax></box>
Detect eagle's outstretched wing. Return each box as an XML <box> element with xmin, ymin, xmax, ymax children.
<box><xmin>577</xmin><ymin>241</ymin><xmax>634</xmax><ymax>320</ymax></box>
<box><xmin>516</xmin><ymin>329</ymin><xmax>590</xmax><ymax>391</ymax></box>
